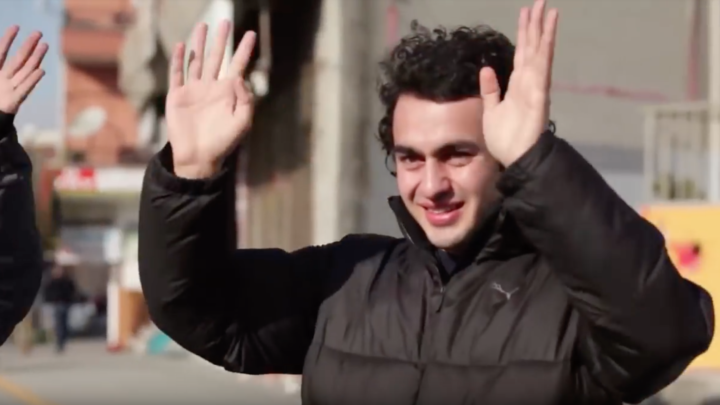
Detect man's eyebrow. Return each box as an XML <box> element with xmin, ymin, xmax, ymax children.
<box><xmin>442</xmin><ymin>141</ymin><xmax>480</xmax><ymax>151</ymax></box>
<box><xmin>392</xmin><ymin>145</ymin><xmax>420</xmax><ymax>155</ymax></box>
<box><xmin>393</xmin><ymin>141</ymin><xmax>481</xmax><ymax>155</ymax></box>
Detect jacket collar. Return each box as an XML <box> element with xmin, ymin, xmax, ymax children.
<box><xmin>388</xmin><ymin>196</ymin><xmax>531</xmax><ymax>266</ymax></box>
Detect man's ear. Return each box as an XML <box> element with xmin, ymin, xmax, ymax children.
<box><xmin>385</xmin><ymin>153</ymin><xmax>397</xmax><ymax>177</ymax></box>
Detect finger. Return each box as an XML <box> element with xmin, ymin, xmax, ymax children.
<box><xmin>4</xmin><ymin>31</ymin><xmax>42</xmax><ymax>77</ymax></box>
<box><xmin>187</xmin><ymin>23</ymin><xmax>208</xmax><ymax>81</ymax></box>
<box><xmin>169</xmin><ymin>42</ymin><xmax>185</xmax><ymax>89</ymax></box>
<box><xmin>15</xmin><ymin>69</ymin><xmax>44</xmax><ymax>102</ymax></box>
<box><xmin>0</xmin><ymin>26</ymin><xmax>19</xmax><ymax>70</ymax></box>
<box><xmin>227</xmin><ymin>31</ymin><xmax>257</xmax><ymax>78</ymax></box>
<box><xmin>527</xmin><ymin>0</ymin><xmax>546</xmax><ymax>54</ymax></box>
<box><xmin>479</xmin><ymin>67</ymin><xmax>501</xmax><ymax>109</ymax></box>
<box><xmin>539</xmin><ymin>8</ymin><xmax>559</xmax><ymax>86</ymax></box>
<box><xmin>514</xmin><ymin>7</ymin><xmax>530</xmax><ymax>67</ymax></box>
<box><xmin>203</xmin><ymin>20</ymin><xmax>232</xmax><ymax>81</ymax></box>
<box><xmin>10</xmin><ymin>42</ymin><xmax>47</xmax><ymax>88</ymax></box>
<box><xmin>234</xmin><ymin>77</ymin><xmax>253</xmax><ymax>107</ymax></box>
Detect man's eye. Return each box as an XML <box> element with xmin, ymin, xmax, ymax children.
<box><xmin>397</xmin><ymin>155</ymin><xmax>423</xmax><ymax>169</ymax></box>
<box><xmin>448</xmin><ymin>154</ymin><xmax>473</xmax><ymax>165</ymax></box>
<box><xmin>398</xmin><ymin>154</ymin><xmax>423</xmax><ymax>163</ymax></box>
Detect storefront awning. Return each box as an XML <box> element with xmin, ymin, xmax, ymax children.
<box><xmin>54</xmin><ymin>166</ymin><xmax>146</xmax><ymax>196</ymax></box>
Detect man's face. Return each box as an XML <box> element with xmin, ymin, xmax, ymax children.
<box><xmin>392</xmin><ymin>94</ymin><xmax>501</xmax><ymax>252</ymax></box>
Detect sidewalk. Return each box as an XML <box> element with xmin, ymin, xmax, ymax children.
<box><xmin>654</xmin><ymin>370</ymin><xmax>720</xmax><ymax>405</ymax></box>
<box><xmin>0</xmin><ymin>340</ymin><xmax>300</xmax><ymax>405</ymax></box>
<box><xmin>1</xmin><ymin>340</ymin><xmax>718</xmax><ymax>405</ymax></box>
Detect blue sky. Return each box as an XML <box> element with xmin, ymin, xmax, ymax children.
<box><xmin>0</xmin><ymin>0</ymin><xmax>61</xmax><ymax>129</ymax></box>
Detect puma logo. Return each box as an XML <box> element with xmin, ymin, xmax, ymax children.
<box><xmin>490</xmin><ymin>282</ymin><xmax>518</xmax><ymax>300</ymax></box>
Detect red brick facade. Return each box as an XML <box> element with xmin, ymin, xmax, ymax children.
<box><xmin>62</xmin><ymin>0</ymin><xmax>137</xmax><ymax>166</ymax></box>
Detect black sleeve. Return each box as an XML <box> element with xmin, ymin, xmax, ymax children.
<box><xmin>0</xmin><ymin>113</ymin><xmax>43</xmax><ymax>345</ymax></box>
<box><xmin>496</xmin><ymin>132</ymin><xmax>714</xmax><ymax>403</ymax></box>
<box><xmin>138</xmin><ymin>144</ymin><xmax>341</xmax><ymax>375</ymax></box>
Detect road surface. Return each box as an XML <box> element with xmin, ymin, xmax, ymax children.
<box><xmin>0</xmin><ymin>340</ymin><xmax>300</xmax><ymax>405</ymax></box>
<box><xmin>0</xmin><ymin>340</ymin><xmax>718</xmax><ymax>405</ymax></box>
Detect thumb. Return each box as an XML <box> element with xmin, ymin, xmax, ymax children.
<box><xmin>479</xmin><ymin>67</ymin><xmax>501</xmax><ymax>109</ymax></box>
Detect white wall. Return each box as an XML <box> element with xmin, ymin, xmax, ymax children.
<box><xmin>311</xmin><ymin>0</ymin><xmax>345</xmax><ymax>245</ymax></box>
<box><xmin>184</xmin><ymin>0</ymin><xmax>235</xmax><ymax>76</ymax></box>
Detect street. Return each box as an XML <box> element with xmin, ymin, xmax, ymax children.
<box><xmin>0</xmin><ymin>340</ymin><xmax>719</xmax><ymax>405</ymax></box>
<box><xmin>0</xmin><ymin>340</ymin><xmax>300</xmax><ymax>405</ymax></box>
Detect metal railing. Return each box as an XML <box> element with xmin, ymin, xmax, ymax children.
<box><xmin>643</xmin><ymin>102</ymin><xmax>720</xmax><ymax>202</ymax></box>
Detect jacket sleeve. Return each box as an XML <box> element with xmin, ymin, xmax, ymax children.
<box><xmin>496</xmin><ymin>131</ymin><xmax>714</xmax><ymax>403</ymax></box>
<box><xmin>0</xmin><ymin>113</ymin><xmax>43</xmax><ymax>345</ymax></box>
<box><xmin>138</xmin><ymin>144</ymin><xmax>340</xmax><ymax>375</ymax></box>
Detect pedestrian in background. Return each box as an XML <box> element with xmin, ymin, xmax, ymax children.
<box><xmin>43</xmin><ymin>265</ymin><xmax>79</xmax><ymax>353</ymax></box>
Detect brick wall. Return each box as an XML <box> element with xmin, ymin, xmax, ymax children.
<box><xmin>64</xmin><ymin>0</ymin><xmax>133</xmax><ymax>24</ymax></box>
<box><xmin>62</xmin><ymin>0</ymin><xmax>137</xmax><ymax>166</ymax></box>
<box><xmin>64</xmin><ymin>65</ymin><xmax>137</xmax><ymax>165</ymax></box>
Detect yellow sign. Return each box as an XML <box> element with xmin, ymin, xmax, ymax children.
<box><xmin>642</xmin><ymin>204</ymin><xmax>720</xmax><ymax>369</ymax></box>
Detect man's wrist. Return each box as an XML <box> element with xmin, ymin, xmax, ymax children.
<box><xmin>173</xmin><ymin>162</ymin><xmax>223</xmax><ymax>179</ymax></box>
<box><xmin>496</xmin><ymin>139</ymin><xmax>539</xmax><ymax>168</ymax></box>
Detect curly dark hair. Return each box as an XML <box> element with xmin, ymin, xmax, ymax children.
<box><xmin>377</xmin><ymin>21</ymin><xmax>515</xmax><ymax>156</ymax></box>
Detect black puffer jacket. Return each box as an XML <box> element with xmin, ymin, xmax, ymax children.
<box><xmin>0</xmin><ymin>113</ymin><xmax>43</xmax><ymax>345</ymax></box>
<box><xmin>139</xmin><ymin>132</ymin><xmax>713</xmax><ymax>405</ymax></box>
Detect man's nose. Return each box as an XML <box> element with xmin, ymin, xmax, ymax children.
<box><xmin>420</xmin><ymin>161</ymin><xmax>450</xmax><ymax>196</ymax></box>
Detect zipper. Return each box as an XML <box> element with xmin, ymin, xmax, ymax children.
<box><xmin>418</xmin><ymin>266</ymin><xmax>445</xmax><ymax>364</ymax></box>
<box><xmin>430</xmin><ymin>264</ymin><xmax>446</xmax><ymax>313</ymax></box>
<box><xmin>435</xmin><ymin>284</ymin><xmax>445</xmax><ymax>312</ymax></box>
<box><xmin>397</xmin><ymin>220</ymin><xmax>414</xmax><ymax>245</ymax></box>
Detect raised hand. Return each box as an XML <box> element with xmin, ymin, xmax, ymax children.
<box><xmin>0</xmin><ymin>26</ymin><xmax>48</xmax><ymax>115</ymax></box>
<box><xmin>166</xmin><ymin>20</ymin><xmax>257</xmax><ymax>179</ymax></box>
<box><xmin>479</xmin><ymin>0</ymin><xmax>558</xmax><ymax>167</ymax></box>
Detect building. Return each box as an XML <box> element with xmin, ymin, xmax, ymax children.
<box><xmin>18</xmin><ymin>125</ymin><xmax>63</xmax><ymax>257</ymax></box>
<box><xmin>56</xmin><ymin>0</ymin><xmax>148</xmax><ymax>351</ymax></box>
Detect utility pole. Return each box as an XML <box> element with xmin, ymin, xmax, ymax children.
<box><xmin>708</xmin><ymin>0</ymin><xmax>720</xmax><ymax>201</ymax></box>
<box><xmin>312</xmin><ymin>0</ymin><xmax>344</xmax><ymax>245</ymax></box>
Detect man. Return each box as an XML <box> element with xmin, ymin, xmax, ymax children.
<box><xmin>138</xmin><ymin>1</ymin><xmax>714</xmax><ymax>404</ymax></box>
<box><xmin>43</xmin><ymin>265</ymin><xmax>79</xmax><ymax>353</ymax></box>
<box><xmin>0</xmin><ymin>25</ymin><xmax>48</xmax><ymax>346</ymax></box>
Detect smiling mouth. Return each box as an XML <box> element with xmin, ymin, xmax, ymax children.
<box><xmin>423</xmin><ymin>202</ymin><xmax>464</xmax><ymax>226</ymax></box>
<box><xmin>426</xmin><ymin>205</ymin><xmax>461</xmax><ymax>213</ymax></box>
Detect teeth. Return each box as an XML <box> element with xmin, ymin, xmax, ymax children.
<box><xmin>429</xmin><ymin>207</ymin><xmax>454</xmax><ymax>213</ymax></box>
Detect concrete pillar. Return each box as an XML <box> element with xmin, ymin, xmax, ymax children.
<box><xmin>312</xmin><ymin>0</ymin><xmax>345</xmax><ymax>245</ymax></box>
<box><xmin>708</xmin><ymin>0</ymin><xmax>720</xmax><ymax>200</ymax></box>
<box><xmin>311</xmin><ymin>0</ymin><xmax>371</xmax><ymax>244</ymax></box>
<box><xmin>106</xmin><ymin>270</ymin><xmax>121</xmax><ymax>351</ymax></box>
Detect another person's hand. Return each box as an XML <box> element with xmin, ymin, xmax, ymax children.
<box><xmin>166</xmin><ymin>20</ymin><xmax>257</xmax><ymax>179</ymax></box>
<box><xmin>479</xmin><ymin>0</ymin><xmax>558</xmax><ymax>167</ymax></box>
<box><xmin>0</xmin><ymin>26</ymin><xmax>48</xmax><ymax>115</ymax></box>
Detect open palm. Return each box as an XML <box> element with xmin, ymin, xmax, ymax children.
<box><xmin>166</xmin><ymin>21</ymin><xmax>257</xmax><ymax>178</ymax></box>
<box><xmin>479</xmin><ymin>0</ymin><xmax>559</xmax><ymax>167</ymax></box>
<box><xmin>0</xmin><ymin>26</ymin><xmax>48</xmax><ymax>115</ymax></box>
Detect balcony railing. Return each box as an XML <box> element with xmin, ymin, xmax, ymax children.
<box><xmin>643</xmin><ymin>102</ymin><xmax>720</xmax><ymax>202</ymax></box>
<box><xmin>62</xmin><ymin>10</ymin><xmax>134</xmax><ymax>31</ymax></box>
<box><xmin>61</xmin><ymin>11</ymin><xmax>134</xmax><ymax>64</ymax></box>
